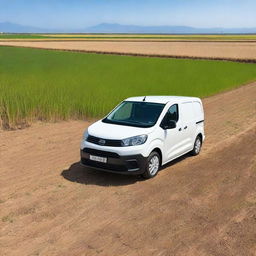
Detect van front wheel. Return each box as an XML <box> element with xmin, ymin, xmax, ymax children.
<box><xmin>191</xmin><ymin>136</ymin><xmax>202</xmax><ymax>156</ymax></box>
<box><xmin>142</xmin><ymin>151</ymin><xmax>160</xmax><ymax>179</ymax></box>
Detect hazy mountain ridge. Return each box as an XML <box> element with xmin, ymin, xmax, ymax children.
<box><xmin>85</xmin><ymin>23</ymin><xmax>256</xmax><ymax>34</ymax></box>
<box><xmin>0</xmin><ymin>22</ymin><xmax>255</xmax><ymax>33</ymax></box>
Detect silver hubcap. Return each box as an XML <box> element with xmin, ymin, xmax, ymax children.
<box><xmin>149</xmin><ymin>155</ymin><xmax>159</xmax><ymax>175</ymax></box>
<box><xmin>195</xmin><ymin>139</ymin><xmax>201</xmax><ymax>154</ymax></box>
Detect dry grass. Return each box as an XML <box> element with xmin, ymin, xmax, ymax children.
<box><xmin>0</xmin><ymin>41</ymin><xmax>256</xmax><ymax>61</ymax></box>
<box><xmin>1</xmin><ymin>33</ymin><xmax>256</xmax><ymax>41</ymax></box>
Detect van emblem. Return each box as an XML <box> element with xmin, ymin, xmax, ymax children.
<box><xmin>99</xmin><ymin>139</ymin><xmax>106</xmax><ymax>145</ymax></box>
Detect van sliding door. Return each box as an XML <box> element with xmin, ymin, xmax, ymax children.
<box><xmin>180</xmin><ymin>102</ymin><xmax>197</xmax><ymax>152</ymax></box>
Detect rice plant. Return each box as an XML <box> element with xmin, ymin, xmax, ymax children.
<box><xmin>0</xmin><ymin>46</ymin><xmax>255</xmax><ymax>129</ymax></box>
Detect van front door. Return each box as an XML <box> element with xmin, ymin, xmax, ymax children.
<box><xmin>161</xmin><ymin>104</ymin><xmax>185</xmax><ymax>163</ymax></box>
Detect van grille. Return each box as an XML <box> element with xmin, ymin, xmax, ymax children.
<box><xmin>86</xmin><ymin>135</ymin><xmax>122</xmax><ymax>147</ymax></box>
<box><xmin>81</xmin><ymin>158</ymin><xmax>127</xmax><ymax>172</ymax></box>
<box><xmin>82</xmin><ymin>148</ymin><xmax>120</xmax><ymax>158</ymax></box>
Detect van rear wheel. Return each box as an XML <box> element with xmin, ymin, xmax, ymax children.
<box><xmin>191</xmin><ymin>136</ymin><xmax>202</xmax><ymax>156</ymax></box>
<box><xmin>142</xmin><ymin>151</ymin><xmax>160</xmax><ymax>179</ymax></box>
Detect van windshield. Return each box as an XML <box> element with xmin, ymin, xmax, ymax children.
<box><xmin>102</xmin><ymin>101</ymin><xmax>165</xmax><ymax>128</ymax></box>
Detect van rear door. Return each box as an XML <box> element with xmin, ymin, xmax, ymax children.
<box><xmin>192</xmin><ymin>101</ymin><xmax>204</xmax><ymax>123</ymax></box>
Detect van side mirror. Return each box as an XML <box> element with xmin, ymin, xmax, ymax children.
<box><xmin>161</xmin><ymin>119</ymin><xmax>176</xmax><ymax>130</ymax></box>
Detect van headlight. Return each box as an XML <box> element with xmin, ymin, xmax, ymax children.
<box><xmin>83</xmin><ymin>130</ymin><xmax>89</xmax><ymax>140</ymax></box>
<box><xmin>121</xmin><ymin>135</ymin><xmax>148</xmax><ymax>146</ymax></box>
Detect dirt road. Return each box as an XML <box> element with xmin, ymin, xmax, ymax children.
<box><xmin>1</xmin><ymin>83</ymin><xmax>256</xmax><ymax>256</ymax></box>
<box><xmin>0</xmin><ymin>41</ymin><xmax>256</xmax><ymax>61</ymax></box>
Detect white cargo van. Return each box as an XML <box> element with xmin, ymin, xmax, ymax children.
<box><xmin>80</xmin><ymin>96</ymin><xmax>205</xmax><ymax>178</ymax></box>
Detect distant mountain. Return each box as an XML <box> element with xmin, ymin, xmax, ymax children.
<box><xmin>84</xmin><ymin>23</ymin><xmax>199</xmax><ymax>33</ymax></box>
<box><xmin>84</xmin><ymin>23</ymin><xmax>256</xmax><ymax>34</ymax></box>
<box><xmin>0</xmin><ymin>22</ymin><xmax>255</xmax><ymax>34</ymax></box>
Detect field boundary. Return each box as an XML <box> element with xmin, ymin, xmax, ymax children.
<box><xmin>1</xmin><ymin>39</ymin><xmax>256</xmax><ymax>43</ymax></box>
<box><xmin>1</xmin><ymin>44</ymin><xmax>256</xmax><ymax>63</ymax></box>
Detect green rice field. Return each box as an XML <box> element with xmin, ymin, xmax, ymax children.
<box><xmin>0</xmin><ymin>46</ymin><xmax>256</xmax><ymax>128</ymax></box>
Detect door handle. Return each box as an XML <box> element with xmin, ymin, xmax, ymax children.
<box><xmin>184</xmin><ymin>126</ymin><xmax>188</xmax><ymax>129</ymax></box>
<box><xmin>178</xmin><ymin>128</ymin><xmax>182</xmax><ymax>131</ymax></box>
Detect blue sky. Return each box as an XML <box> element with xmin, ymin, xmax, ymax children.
<box><xmin>1</xmin><ymin>0</ymin><xmax>255</xmax><ymax>29</ymax></box>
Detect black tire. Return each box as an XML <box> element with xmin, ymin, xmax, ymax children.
<box><xmin>190</xmin><ymin>136</ymin><xmax>202</xmax><ymax>156</ymax></box>
<box><xmin>142</xmin><ymin>151</ymin><xmax>161</xmax><ymax>179</ymax></box>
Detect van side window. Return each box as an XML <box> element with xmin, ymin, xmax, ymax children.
<box><xmin>165</xmin><ymin>104</ymin><xmax>179</xmax><ymax>122</ymax></box>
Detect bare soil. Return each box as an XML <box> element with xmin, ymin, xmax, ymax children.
<box><xmin>0</xmin><ymin>41</ymin><xmax>256</xmax><ymax>61</ymax></box>
<box><xmin>0</xmin><ymin>83</ymin><xmax>256</xmax><ymax>256</ymax></box>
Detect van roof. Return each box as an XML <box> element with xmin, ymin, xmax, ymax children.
<box><xmin>125</xmin><ymin>96</ymin><xmax>201</xmax><ymax>104</ymax></box>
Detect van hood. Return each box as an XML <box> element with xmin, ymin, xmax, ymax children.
<box><xmin>88</xmin><ymin>120</ymin><xmax>155</xmax><ymax>140</ymax></box>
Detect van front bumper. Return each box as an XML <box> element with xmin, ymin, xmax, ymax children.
<box><xmin>80</xmin><ymin>148</ymin><xmax>147</xmax><ymax>175</ymax></box>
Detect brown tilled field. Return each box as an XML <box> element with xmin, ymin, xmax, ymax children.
<box><xmin>0</xmin><ymin>41</ymin><xmax>256</xmax><ymax>61</ymax></box>
<box><xmin>1</xmin><ymin>83</ymin><xmax>256</xmax><ymax>256</ymax></box>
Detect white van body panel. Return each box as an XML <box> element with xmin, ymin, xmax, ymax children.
<box><xmin>161</xmin><ymin>117</ymin><xmax>185</xmax><ymax>162</ymax></box>
<box><xmin>80</xmin><ymin>96</ymin><xmax>205</xmax><ymax>174</ymax></box>
<box><xmin>88</xmin><ymin>120</ymin><xmax>155</xmax><ymax>140</ymax></box>
<box><xmin>180</xmin><ymin>102</ymin><xmax>197</xmax><ymax>151</ymax></box>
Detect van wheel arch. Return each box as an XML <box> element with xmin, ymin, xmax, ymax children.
<box><xmin>191</xmin><ymin>135</ymin><xmax>203</xmax><ymax>156</ymax></box>
<box><xmin>151</xmin><ymin>148</ymin><xmax>162</xmax><ymax>166</ymax></box>
<box><xmin>197</xmin><ymin>133</ymin><xmax>203</xmax><ymax>143</ymax></box>
<box><xmin>142</xmin><ymin>150</ymin><xmax>161</xmax><ymax>179</ymax></box>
